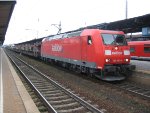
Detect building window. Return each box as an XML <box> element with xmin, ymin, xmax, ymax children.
<box><xmin>144</xmin><ymin>47</ymin><xmax>150</xmax><ymax>53</ymax></box>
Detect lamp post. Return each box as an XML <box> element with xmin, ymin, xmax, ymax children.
<box><xmin>125</xmin><ymin>0</ymin><xmax>128</xmax><ymax>19</ymax></box>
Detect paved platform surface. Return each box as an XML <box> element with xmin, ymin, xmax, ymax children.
<box><xmin>129</xmin><ymin>60</ymin><xmax>150</xmax><ymax>86</ymax></box>
<box><xmin>131</xmin><ymin>60</ymin><xmax>150</xmax><ymax>74</ymax></box>
<box><xmin>0</xmin><ymin>48</ymin><xmax>40</xmax><ymax>113</ymax></box>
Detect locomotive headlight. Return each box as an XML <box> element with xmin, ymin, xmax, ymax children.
<box><xmin>105</xmin><ymin>59</ymin><xmax>110</xmax><ymax>62</ymax></box>
<box><xmin>124</xmin><ymin>50</ymin><xmax>130</xmax><ymax>55</ymax></box>
<box><xmin>105</xmin><ymin>50</ymin><xmax>111</xmax><ymax>55</ymax></box>
<box><xmin>125</xmin><ymin>58</ymin><xmax>129</xmax><ymax>62</ymax></box>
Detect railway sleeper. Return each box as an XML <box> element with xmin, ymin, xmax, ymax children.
<box><xmin>43</xmin><ymin>92</ymin><xmax>64</xmax><ymax>97</ymax></box>
<box><xmin>49</xmin><ymin>98</ymin><xmax>74</xmax><ymax>104</ymax></box>
<box><xmin>53</xmin><ymin>102</ymin><xmax>79</xmax><ymax>109</ymax></box>
<box><xmin>35</xmin><ymin>86</ymin><xmax>54</xmax><ymax>89</ymax></box>
<box><xmin>45</xmin><ymin>95</ymin><xmax>69</xmax><ymax>100</ymax></box>
<box><xmin>41</xmin><ymin>89</ymin><xmax>61</xmax><ymax>94</ymax></box>
<box><xmin>57</xmin><ymin>106</ymin><xmax>85</xmax><ymax>113</ymax></box>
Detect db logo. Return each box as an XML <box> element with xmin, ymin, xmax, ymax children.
<box><xmin>52</xmin><ymin>44</ymin><xmax>63</xmax><ymax>52</ymax></box>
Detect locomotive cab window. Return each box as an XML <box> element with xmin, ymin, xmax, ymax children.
<box><xmin>101</xmin><ymin>34</ymin><xmax>114</xmax><ymax>45</ymax></box>
<box><xmin>101</xmin><ymin>34</ymin><xmax>127</xmax><ymax>45</ymax></box>
<box><xmin>114</xmin><ymin>35</ymin><xmax>127</xmax><ymax>45</ymax></box>
<box><xmin>87</xmin><ymin>36</ymin><xmax>92</xmax><ymax>45</ymax></box>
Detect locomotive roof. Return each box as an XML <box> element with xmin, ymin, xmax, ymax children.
<box><xmin>45</xmin><ymin>30</ymin><xmax>82</xmax><ymax>40</ymax></box>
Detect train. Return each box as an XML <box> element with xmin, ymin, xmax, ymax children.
<box><xmin>10</xmin><ymin>29</ymin><xmax>135</xmax><ymax>81</ymax></box>
<box><xmin>128</xmin><ymin>41</ymin><xmax>150</xmax><ymax>61</ymax></box>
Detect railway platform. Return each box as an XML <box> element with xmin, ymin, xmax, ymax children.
<box><xmin>0</xmin><ymin>48</ymin><xmax>39</xmax><ymax>113</ymax></box>
<box><xmin>131</xmin><ymin>60</ymin><xmax>150</xmax><ymax>74</ymax></box>
<box><xmin>129</xmin><ymin>60</ymin><xmax>150</xmax><ymax>86</ymax></box>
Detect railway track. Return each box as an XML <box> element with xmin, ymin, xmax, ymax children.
<box><xmin>6</xmin><ymin>52</ymin><xmax>104</xmax><ymax>113</ymax></box>
<box><xmin>115</xmin><ymin>82</ymin><xmax>150</xmax><ymax>100</ymax></box>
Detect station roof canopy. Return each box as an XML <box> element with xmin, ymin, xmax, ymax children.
<box><xmin>106</xmin><ymin>14</ymin><xmax>150</xmax><ymax>33</ymax></box>
<box><xmin>0</xmin><ymin>0</ymin><xmax>16</xmax><ymax>45</ymax></box>
<box><xmin>85</xmin><ymin>13</ymin><xmax>150</xmax><ymax>34</ymax></box>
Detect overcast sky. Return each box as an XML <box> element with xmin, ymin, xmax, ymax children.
<box><xmin>4</xmin><ymin>0</ymin><xmax>150</xmax><ymax>45</ymax></box>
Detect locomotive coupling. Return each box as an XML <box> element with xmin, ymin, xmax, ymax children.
<box><xmin>104</xmin><ymin>65</ymin><xmax>117</xmax><ymax>72</ymax></box>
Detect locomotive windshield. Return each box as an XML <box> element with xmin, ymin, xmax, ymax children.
<box><xmin>101</xmin><ymin>34</ymin><xmax>127</xmax><ymax>45</ymax></box>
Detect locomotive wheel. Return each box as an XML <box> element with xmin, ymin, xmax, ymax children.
<box><xmin>75</xmin><ymin>66</ymin><xmax>81</xmax><ymax>74</ymax></box>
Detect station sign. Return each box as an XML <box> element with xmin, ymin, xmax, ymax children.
<box><xmin>142</xmin><ymin>27</ymin><xmax>150</xmax><ymax>36</ymax></box>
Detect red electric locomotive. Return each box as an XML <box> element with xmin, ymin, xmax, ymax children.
<box><xmin>41</xmin><ymin>29</ymin><xmax>135</xmax><ymax>81</ymax></box>
<box><xmin>128</xmin><ymin>41</ymin><xmax>150</xmax><ymax>60</ymax></box>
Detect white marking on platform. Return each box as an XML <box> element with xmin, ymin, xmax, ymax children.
<box><xmin>0</xmin><ymin>48</ymin><xmax>3</xmax><ymax>113</ymax></box>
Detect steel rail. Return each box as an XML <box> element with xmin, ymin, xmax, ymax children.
<box><xmin>116</xmin><ymin>82</ymin><xmax>150</xmax><ymax>100</ymax></box>
<box><xmin>6</xmin><ymin>53</ymin><xmax>57</xmax><ymax>113</ymax></box>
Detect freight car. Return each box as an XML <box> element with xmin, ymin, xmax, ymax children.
<box><xmin>13</xmin><ymin>38</ymin><xmax>43</xmax><ymax>57</ymax></box>
<box><xmin>128</xmin><ymin>41</ymin><xmax>150</xmax><ymax>61</ymax></box>
<box><xmin>41</xmin><ymin>29</ymin><xmax>135</xmax><ymax>81</ymax></box>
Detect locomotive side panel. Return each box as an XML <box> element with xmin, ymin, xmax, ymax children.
<box><xmin>41</xmin><ymin>35</ymin><xmax>99</xmax><ymax>68</ymax></box>
<box><xmin>81</xmin><ymin>29</ymin><xmax>105</xmax><ymax>69</ymax></box>
<box><xmin>62</xmin><ymin>37</ymin><xmax>82</xmax><ymax>60</ymax></box>
<box><xmin>41</xmin><ymin>36</ymin><xmax>83</xmax><ymax>64</ymax></box>
<box><xmin>81</xmin><ymin>36</ymin><xmax>98</xmax><ymax>68</ymax></box>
